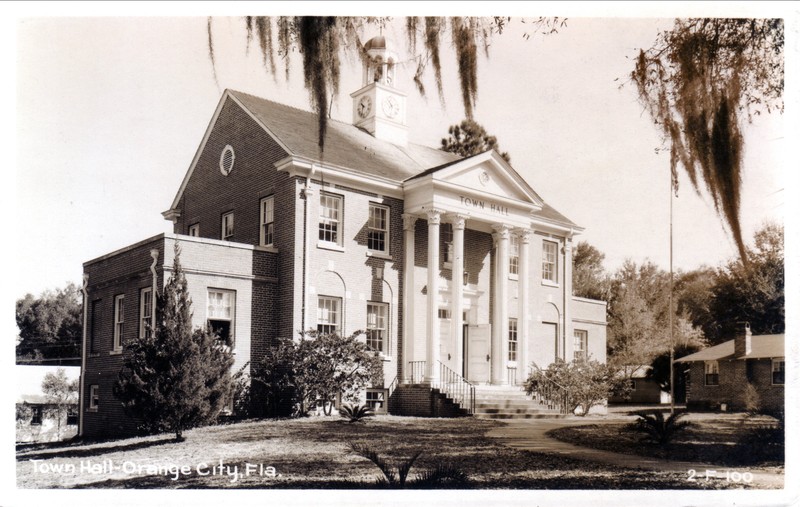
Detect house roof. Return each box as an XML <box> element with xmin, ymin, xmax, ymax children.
<box><xmin>229</xmin><ymin>90</ymin><xmax>461</xmax><ymax>182</ymax></box>
<box><xmin>168</xmin><ymin>90</ymin><xmax>579</xmax><ymax>230</ymax></box>
<box><xmin>675</xmin><ymin>334</ymin><xmax>785</xmax><ymax>363</ymax></box>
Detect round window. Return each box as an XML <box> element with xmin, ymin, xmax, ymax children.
<box><xmin>219</xmin><ymin>145</ymin><xmax>235</xmax><ymax>176</ymax></box>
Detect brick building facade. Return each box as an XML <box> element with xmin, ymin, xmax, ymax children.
<box><xmin>79</xmin><ymin>36</ymin><xmax>607</xmax><ymax>436</ymax></box>
<box><xmin>676</xmin><ymin>324</ymin><xmax>785</xmax><ymax>412</ymax></box>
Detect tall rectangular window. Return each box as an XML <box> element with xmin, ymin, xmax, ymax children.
<box><xmin>139</xmin><ymin>288</ymin><xmax>152</xmax><ymax>339</ymax></box>
<box><xmin>319</xmin><ymin>193</ymin><xmax>343</xmax><ymax>245</ymax></box>
<box><xmin>113</xmin><ymin>294</ymin><xmax>125</xmax><ymax>351</ymax></box>
<box><xmin>317</xmin><ymin>296</ymin><xmax>341</xmax><ymax>334</ymax></box>
<box><xmin>90</xmin><ymin>299</ymin><xmax>101</xmax><ymax>353</ymax></box>
<box><xmin>772</xmin><ymin>358</ymin><xmax>785</xmax><ymax>385</ymax></box>
<box><xmin>367</xmin><ymin>203</ymin><xmax>389</xmax><ymax>254</ymax></box>
<box><xmin>509</xmin><ymin>235</ymin><xmax>520</xmax><ymax>276</ymax></box>
<box><xmin>188</xmin><ymin>223</ymin><xmax>200</xmax><ymax>237</ymax></box>
<box><xmin>442</xmin><ymin>223</ymin><xmax>453</xmax><ymax>264</ymax></box>
<box><xmin>366</xmin><ymin>302</ymin><xmax>388</xmax><ymax>352</ymax></box>
<box><xmin>574</xmin><ymin>329</ymin><xmax>588</xmax><ymax>360</ymax></box>
<box><xmin>705</xmin><ymin>360</ymin><xmax>719</xmax><ymax>386</ymax></box>
<box><xmin>89</xmin><ymin>385</ymin><xmax>99</xmax><ymax>411</ymax></box>
<box><xmin>542</xmin><ymin>240</ymin><xmax>558</xmax><ymax>283</ymax></box>
<box><xmin>260</xmin><ymin>196</ymin><xmax>275</xmax><ymax>247</ymax></box>
<box><xmin>508</xmin><ymin>318</ymin><xmax>518</xmax><ymax>361</ymax></box>
<box><xmin>208</xmin><ymin>289</ymin><xmax>235</xmax><ymax>347</ymax></box>
<box><xmin>221</xmin><ymin>212</ymin><xmax>234</xmax><ymax>240</ymax></box>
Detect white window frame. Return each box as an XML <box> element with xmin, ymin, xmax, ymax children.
<box><xmin>317</xmin><ymin>296</ymin><xmax>342</xmax><ymax>335</ymax></box>
<box><xmin>221</xmin><ymin>212</ymin><xmax>234</xmax><ymax>241</ymax></box>
<box><xmin>113</xmin><ymin>294</ymin><xmax>125</xmax><ymax>352</ymax></box>
<box><xmin>704</xmin><ymin>360</ymin><xmax>719</xmax><ymax>386</ymax></box>
<box><xmin>207</xmin><ymin>289</ymin><xmax>235</xmax><ymax>347</ymax></box>
<box><xmin>88</xmin><ymin>385</ymin><xmax>99</xmax><ymax>411</ymax></box>
<box><xmin>319</xmin><ymin>193</ymin><xmax>343</xmax><ymax>247</ymax></box>
<box><xmin>260</xmin><ymin>196</ymin><xmax>275</xmax><ymax>247</ymax></box>
<box><xmin>367</xmin><ymin>203</ymin><xmax>390</xmax><ymax>255</ymax></box>
<box><xmin>139</xmin><ymin>287</ymin><xmax>152</xmax><ymax>339</ymax></box>
<box><xmin>366</xmin><ymin>302</ymin><xmax>389</xmax><ymax>353</ymax></box>
<box><xmin>366</xmin><ymin>389</ymin><xmax>387</xmax><ymax>414</ymax></box>
<box><xmin>508</xmin><ymin>318</ymin><xmax>518</xmax><ymax>362</ymax></box>
<box><xmin>573</xmin><ymin>329</ymin><xmax>588</xmax><ymax>361</ymax></box>
<box><xmin>542</xmin><ymin>240</ymin><xmax>558</xmax><ymax>284</ymax></box>
<box><xmin>772</xmin><ymin>357</ymin><xmax>785</xmax><ymax>385</ymax></box>
<box><xmin>188</xmin><ymin>223</ymin><xmax>200</xmax><ymax>237</ymax></box>
<box><xmin>509</xmin><ymin>234</ymin><xmax>520</xmax><ymax>278</ymax></box>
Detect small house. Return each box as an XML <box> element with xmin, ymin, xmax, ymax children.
<box><xmin>675</xmin><ymin>323</ymin><xmax>784</xmax><ymax>412</ymax></box>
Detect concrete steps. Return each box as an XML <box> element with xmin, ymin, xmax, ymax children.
<box><xmin>471</xmin><ymin>385</ymin><xmax>566</xmax><ymax>420</ymax></box>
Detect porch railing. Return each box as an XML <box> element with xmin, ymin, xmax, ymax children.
<box><xmin>527</xmin><ymin>364</ymin><xmax>570</xmax><ymax>415</ymax></box>
<box><xmin>507</xmin><ymin>366</ymin><xmax>518</xmax><ymax>386</ymax></box>
<box><xmin>408</xmin><ymin>361</ymin><xmax>426</xmax><ymax>384</ymax></box>
<box><xmin>435</xmin><ymin>361</ymin><xmax>476</xmax><ymax>415</ymax></box>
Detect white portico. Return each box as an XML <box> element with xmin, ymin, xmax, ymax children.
<box><xmin>401</xmin><ymin>150</ymin><xmax>581</xmax><ymax>386</ymax></box>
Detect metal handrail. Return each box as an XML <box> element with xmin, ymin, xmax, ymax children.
<box><xmin>435</xmin><ymin>361</ymin><xmax>476</xmax><ymax>415</ymax></box>
<box><xmin>526</xmin><ymin>363</ymin><xmax>571</xmax><ymax>414</ymax></box>
<box><xmin>408</xmin><ymin>361</ymin><xmax>426</xmax><ymax>384</ymax></box>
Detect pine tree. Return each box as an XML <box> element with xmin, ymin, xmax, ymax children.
<box><xmin>114</xmin><ymin>243</ymin><xmax>234</xmax><ymax>440</ymax></box>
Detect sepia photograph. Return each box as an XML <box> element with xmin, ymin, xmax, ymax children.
<box><xmin>7</xmin><ymin>2</ymin><xmax>796</xmax><ymax>506</ymax></box>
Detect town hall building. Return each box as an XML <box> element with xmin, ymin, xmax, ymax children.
<box><xmin>79</xmin><ymin>37</ymin><xmax>607</xmax><ymax>436</ymax></box>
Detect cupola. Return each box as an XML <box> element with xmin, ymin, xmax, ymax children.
<box><xmin>350</xmin><ymin>35</ymin><xmax>408</xmax><ymax>145</ymax></box>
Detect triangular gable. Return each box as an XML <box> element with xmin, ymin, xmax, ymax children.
<box><xmin>165</xmin><ymin>90</ymin><xmax>293</xmax><ymax>215</ymax></box>
<box><xmin>407</xmin><ymin>150</ymin><xmax>544</xmax><ymax>208</ymax></box>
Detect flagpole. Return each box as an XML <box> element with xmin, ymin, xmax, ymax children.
<box><xmin>669</xmin><ymin>163</ymin><xmax>675</xmax><ymax>415</ymax></box>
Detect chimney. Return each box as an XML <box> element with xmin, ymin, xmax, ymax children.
<box><xmin>734</xmin><ymin>322</ymin><xmax>752</xmax><ymax>358</ymax></box>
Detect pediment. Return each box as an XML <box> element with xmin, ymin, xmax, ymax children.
<box><xmin>425</xmin><ymin>151</ymin><xmax>543</xmax><ymax>207</ymax></box>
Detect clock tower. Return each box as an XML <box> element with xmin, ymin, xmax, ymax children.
<box><xmin>350</xmin><ymin>35</ymin><xmax>408</xmax><ymax>146</ymax></box>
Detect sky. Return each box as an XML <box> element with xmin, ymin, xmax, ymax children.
<box><xmin>8</xmin><ymin>3</ymin><xmax>795</xmax><ymax>302</ymax></box>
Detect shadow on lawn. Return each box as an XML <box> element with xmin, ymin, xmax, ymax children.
<box><xmin>18</xmin><ymin>436</ymin><xmax>178</xmax><ymax>462</ymax></box>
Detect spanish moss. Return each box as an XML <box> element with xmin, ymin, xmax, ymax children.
<box><xmin>631</xmin><ymin>18</ymin><xmax>784</xmax><ymax>264</ymax></box>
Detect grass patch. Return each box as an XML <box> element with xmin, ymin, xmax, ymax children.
<box><xmin>549</xmin><ymin>412</ymin><xmax>784</xmax><ymax>470</ymax></box>
<box><xmin>17</xmin><ymin>415</ymin><xmax>770</xmax><ymax>489</ymax></box>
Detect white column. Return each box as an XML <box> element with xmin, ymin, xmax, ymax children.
<box><xmin>402</xmin><ymin>213</ymin><xmax>417</xmax><ymax>383</ymax></box>
<box><xmin>491</xmin><ymin>224</ymin><xmax>510</xmax><ymax>385</ymax></box>
<box><xmin>518</xmin><ymin>229</ymin><xmax>532</xmax><ymax>382</ymax></box>
<box><xmin>450</xmin><ymin>214</ymin><xmax>467</xmax><ymax>377</ymax></box>
<box><xmin>425</xmin><ymin>209</ymin><xmax>444</xmax><ymax>383</ymax></box>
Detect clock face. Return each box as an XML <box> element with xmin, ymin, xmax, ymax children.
<box><xmin>357</xmin><ymin>95</ymin><xmax>372</xmax><ymax>119</ymax></box>
<box><xmin>382</xmin><ymin>96</ymin><xmax>399</xmax><ymax>119</ymax></box>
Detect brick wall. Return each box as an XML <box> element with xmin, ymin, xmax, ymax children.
<box><xmin>82</xmin><ymin>234</ymin><xmax>278</xmax><ymax>437</ymax></box>
<box><xmin>686</xmin><ymin>359</ymin><xmax>784</xmax><ymax>412</ymax></box>
<box><xmin>388</xmin><ymin>384</ymin><xmax>468</xmax><ymax>417</ymax></box>
<box><xmin>83</xmin><ymin>235</ymin><xmax>166</xmax><ymax>437</ymax></box>
<box><xmin>304</xmin><ymin>180</ymin><xmax>404</xmax><ymax>386</ymax></box>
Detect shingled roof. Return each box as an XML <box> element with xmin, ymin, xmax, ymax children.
<box><xmin>230</xmin><ymin>90</ymin><xmax>461</xmax><ymax>182</ymax></box>
<box><xmin>675</xmin><ymin>334</ymin><xmax>785</xmax><ymax>362</ymax></box>
<box><xmin>171</xmin><ymin>90</ymin><xmax>578</xmax><ymax>229</ymax></box>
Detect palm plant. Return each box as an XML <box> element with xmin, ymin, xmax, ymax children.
<box><xmin>631</xmin><ymin>410</ymin><xmax>691</xmax><ymax>445</ymax></box>
<box><xmin>339</xmin><ymin>403</ymin><xmax>375</xmax><ymax>423</ymax></box>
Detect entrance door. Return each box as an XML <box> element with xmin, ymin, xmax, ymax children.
<box><xmin>467</xmin><ymin>324</ymin><xmax>491</xmax><ymax>383</ymax></box>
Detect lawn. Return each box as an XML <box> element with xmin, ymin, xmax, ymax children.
<box><xmin>16</xmin><ymin>415</ymin><xmax>770</xmax><ymax>489</ymax></box>
<box><xmin>548</xmin><ymin>411</ymin><xmax>784</xmax><ymax>470</ymax></box>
